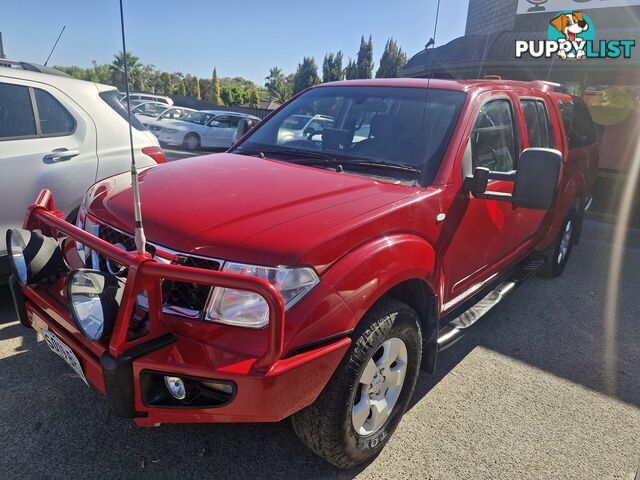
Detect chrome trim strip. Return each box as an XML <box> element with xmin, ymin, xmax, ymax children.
<box><xmin>584</xmin><ymin>195</ymin><xmax>593</xmax><ymax>212</ymax></box>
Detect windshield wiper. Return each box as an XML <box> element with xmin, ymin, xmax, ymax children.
<box><xmin>346</xmin><ymin>159</ymin><xmax>422</xmax><ymax>175</ymax></box>
<box><xmin>237</xmin><ymin>146</ymin><xmax>338</xmax><ymax>163</ymax></box>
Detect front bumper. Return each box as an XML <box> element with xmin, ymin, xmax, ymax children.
<box><xmin>20</xmin><ymin>281</ymin><xmax>349</xmax><ymax>425</ymax></box>
<box><xmin>13</xmin><ymin>190</ymin><xmax>351</xmax><ymax>425</ymax></box>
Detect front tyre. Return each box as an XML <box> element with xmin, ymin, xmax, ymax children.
<box><xmin>183</xmin><ymin>133</ymin><xmax>200</xmax><ymax>151</ymax></box>
<box><xmin>541</xmin><ymin>208</ymin><xmax>577</xmax><ymax>278</ymax></box>
<box><xmin>292</xmin><ymin>299</ymin><xmax>422</xmax><ymax>469</ymax></box>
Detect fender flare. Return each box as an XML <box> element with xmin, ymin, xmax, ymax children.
<box><xmin>322</xmin><ymin>233</ymin><xmax>438</xmax><ymax>322</ymax></box>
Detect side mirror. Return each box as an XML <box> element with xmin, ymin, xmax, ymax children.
<box><xmin>464</xmin><ymin>148</ymin><xmax>562</xmax><ymax>210</ymax></box>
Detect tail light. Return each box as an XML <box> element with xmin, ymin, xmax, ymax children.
<box><xmin>142</xmin><ymin>146</ymin><xmax>167</xmax><ymax>164</ymax></box>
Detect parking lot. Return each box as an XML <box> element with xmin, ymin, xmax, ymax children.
<box><xmin>0</xmin><ymin>218</ymin><xmax>638</xmax><ymax>479</ymax></box>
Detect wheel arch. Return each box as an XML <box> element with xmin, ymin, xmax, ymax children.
<box><xmin>321</xmin><ymin>233</ymin><xmax>441</xmax><ymax>372</ymax></box>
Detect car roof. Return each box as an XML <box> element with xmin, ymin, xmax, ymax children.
<box><xmin>199</xmin><ymin>110</ymin><xmax>254</xmax><ymax>116</ymax></box>
<box><xmin>0</xmin><ymin>61</ymin><xmax>116</xmax><ymax>93</ymax></box>
<box><xmin>319</xmin><ymin>78</ymin><xmax>561</xmax><ymax>94</ymax></box>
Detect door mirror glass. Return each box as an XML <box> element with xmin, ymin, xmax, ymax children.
<box><xmin>512</xmin><ymin>148</ymin><xmax>562</xmax><ymax>210</ymax></box>
<box><xmin>466</xmin><ymin>148</ymin><xmax>561</xmax><ymax>211</ymax></box>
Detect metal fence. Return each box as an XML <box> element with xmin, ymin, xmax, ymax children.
<box><xmin>170</xmin><ymin>95</ymin><xmax>273</xmax><ymax>118</ymax></box>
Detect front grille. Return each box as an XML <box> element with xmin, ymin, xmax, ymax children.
<box><xmin>162</xmin><ymin>256</ymin><xmax>222</xmax><ymax>313</ymax></box>
<box><xmin>90</xmin><ymin>221</ymin><xmax>219</xmax><ymax>317</ymax></box>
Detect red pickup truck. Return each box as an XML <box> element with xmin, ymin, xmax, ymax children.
<box><xmin>7</xmin><ymin>78</ymin><xmax>598</xmax><ymax>468</ymax></box>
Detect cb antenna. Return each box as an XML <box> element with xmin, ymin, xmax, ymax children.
<box><xmin>44</xmin><ymin>26</ymin><xmax>66</xmax><ymax>66</ymax></box>
<box><xmin>119</xmin><ymin>0</ymin><xmax>146</xmax><ymax>255</ymax></box>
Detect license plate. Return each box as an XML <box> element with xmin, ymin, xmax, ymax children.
<box><xmin>41</xmin><ymin>329</ymin><xmax>89</xmax><ymax>386</ymax></box>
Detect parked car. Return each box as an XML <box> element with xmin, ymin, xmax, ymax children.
<box><xmin>150</xmin><ymin>110</ymin><xmax>261</xmax><ymax>150</ymax></box>
<box><xmin>0</xmin><ymin>60</ymin><xmax>166</xmax><ymax>280</ymax></box>
<box><xmin>122</xmin><ymin>92</ymin><xmax>173</xmax><ymax>107</ymax></box>
<box><xmin>7</xmin><ymin>78</ymin><xmax>597</xmax><ymax>468</ymax></box>
<box><xmin>277</xmin><ymin>114</ymin><xmax>334</xmax><ymax>142</ymax></box>
<box><xmin>131</xmin><ymin>102</ymin><xmax>194</xmax><ymax>127</ymax></box>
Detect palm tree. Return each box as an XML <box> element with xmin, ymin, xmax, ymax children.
<box><xmin>109</xmin><ymin>51</ymin><xmax>142</xmax><ymax>91</ymax></box>
<box><xmin>265</xmin><ymin>67</ymin><xmax>292</xmax><ymax>103</ymax></box>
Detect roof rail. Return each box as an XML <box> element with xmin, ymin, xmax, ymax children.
<box><xmin>530</xmin><ymin>80</ymin><xmax>569</xmax><ymax>94</ymax></box>
<box><xmin>0</xmin><ymin>59</ymin><xmax>70</xmax><ymax>78</ymax></box>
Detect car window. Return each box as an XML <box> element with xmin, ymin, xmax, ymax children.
<box><xmin>181</xmin><ymin>111</ymin><xmax>215</xmax><ymax>125</ymax></box>
<box><xmin>99</xmin><ymin>90</ymin><xmax>147</xmax><ymax>131</ymax></box>
<box><xmin>160</xmin><ymin>108</ymin><xmax>187</xmax><ymax>120</ymax></box>
<box><xmin>133</xmin><ymin>103</ymin><xmax>166</xmax><ymax>117</ymax></box>
<box><xmin>33</xmin><ymin>89</ymin><xmax>76</xmax><ymax>136</ymax></box>
<box><xmin>0</xmin><ymin>83</ymin><xmax>37</xmax><ymax>139</ymax></box>
<box><xmin>211</xmin><ymin>116</ymin><xmax>240</xmax><ymax>128</ymax></box>
<box><xmin>558</xmin><ymin>100</ymin><xmax>597</xmax><ymax>149</ymax></box>
<box><xmin>471</xmin><ymin>99</ymin><xmax>517</xmax><ymax>172</ymax></box>
<box><xmin>520</xmin><ymin>99</ymin><xmax>552</xmax><ymax>148</ymax></box>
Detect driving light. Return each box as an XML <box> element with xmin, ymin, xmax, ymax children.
<box><xmin>68</xmin><ymin>270</ymin><xmax>124</xmax><ymax>341</ymax></box>
<box><xmin>164</xmin><ymin>376</ymin><xmax>187</xmax><ymax>400</ymax></box>
<box><xmin>204</xmin><ymin>263</ymin><xmax>319</xmax><ymax>329</ymax></box>
<box><xmin>6</xmin><ymin>229</ymin><xmax>66</xmax><ymax>286</ymax></box>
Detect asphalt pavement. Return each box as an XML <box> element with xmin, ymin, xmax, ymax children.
<box><xmin>0</xmin><ymin>220</ymin><xmax>638</xmax><ymax>479</ymax></box>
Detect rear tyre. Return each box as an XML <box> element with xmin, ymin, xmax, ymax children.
<box><xmin>292</xmin><ymin>298</ymin><xmax>422</xmax><ymax>469</ymax></box>
<box><xmin>183</xmin><ymin>133</ymin><xmax>200</xmax><ymax>151</ymax></box>
<box><xmin>540</xmin><ymin>208</ymin><xmax>577</xmax><ymax>278</ymax></box>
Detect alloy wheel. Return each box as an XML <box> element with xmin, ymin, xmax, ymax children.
<box><xmin>351</xmin><ymin>337</ymin><xmax>408</xmax><ymax>436</ymax></box>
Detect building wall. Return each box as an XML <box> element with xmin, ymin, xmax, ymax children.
<box><xmin>465</xmin><ymin>0</ymin><xmax>518</xmax><ymax>35</ymax></box>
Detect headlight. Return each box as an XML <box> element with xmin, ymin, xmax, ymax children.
<box><xmin>162</xmin><ymin>128</ymin><xmax>178</xmax><ymax>133</ymax></box>
<box><xmin>6</xmin><ymin>229</ymin><xmax>66</xmax><ymax>286</ymax></box>
<box><xmin>68</xmin><ymin>270</ymin><xmax>124</xmax><ymax>341</ymax></box>
<box><xmin>204</xmin><ymin>263</ymin><xmax>319</xmax><ymax>329</ymax></box>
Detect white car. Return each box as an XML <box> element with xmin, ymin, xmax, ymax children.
<box><xmin>150</xmin><ymin>110</ymin><xmax>261</xmax><ymax>151</ymax></box>
<box><xmin>131</xmin><ymin>102</ymin><xmax>194</xmax><ymax>127</ymax></box>
<box><xmin>277</xmin><ymin>114</ymin><xmax>334</xmax><ymax>143</ymax></box>
<box><xmin>0</xmin><ymin>60</ymin><xmax>166</xmax><ymax>280</ymax></box>
<box><xmin>122</xmin><ymin>92</ymin><xmax>173</xmax><ymax>107</ymax></box>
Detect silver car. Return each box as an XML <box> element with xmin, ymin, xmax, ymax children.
<box><xmin>150</xmin><ymin>110</ymin><xmax>261</xmax><ymax>151</ymax></box>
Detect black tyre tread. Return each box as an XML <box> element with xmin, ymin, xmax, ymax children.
<box><xmin>540</xmin><ymin>207</ymin><xmax>577</xmax><ymax>278</ymax></box>
<box><xmin>184</xmin><ymin>133</ymin><xmax>200</xmax><ymax>150</ymax></box>
<box><xmin>292</xmin><ymin>299</ymin><xmax>421</xmax><ymax>469</ymax></box>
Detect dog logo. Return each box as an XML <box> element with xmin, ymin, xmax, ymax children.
<box><xmin>549</xmin><ymin>11</ymin><xmax>590</xmax><ymax>59</ymax></box>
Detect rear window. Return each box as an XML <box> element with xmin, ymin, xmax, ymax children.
<box><xmin>100</xmin><ymin>90</ymin><xmax>147</xmax><ymax>131</ymax></box>
<box><xmin>34</xmin><ymin>89</ymin><xmax>76</xmax><ymax>135</ymax></box>
<box><xmin>558</xmin><ymin>99</ymin><xmax>597</xmax><ymax>149</ymax></box>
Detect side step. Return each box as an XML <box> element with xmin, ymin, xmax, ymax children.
<box><xmin>437</xmin><ymin>256</ymin><xmax>545</xmax><ymax>350</ymax></box>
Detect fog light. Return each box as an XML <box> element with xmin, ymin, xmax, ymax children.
<box><xmin>6</xmin><ymin>229</ymin><xmax>66</xmax><ymax>286</ymax></box>
<box><xmin>68</xmin><ymin>270</ymin><xmax>124</xmax><ymax>341</ymax></box>
<box><xmin>164</xmin><ymin>376</ymin><xmax>186</xmax><ymax>400</ymax></box>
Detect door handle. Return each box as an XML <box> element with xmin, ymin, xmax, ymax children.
<box><xmin>43</xmin><ymin>148</ymin><xmax>80</xmax><ymax>162</ymax></box>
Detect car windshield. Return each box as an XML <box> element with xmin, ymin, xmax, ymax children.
<box><xmin>233</xmin><ymin>86</ymin><xmax>466</xmax><ymax>185</ymax></box>
<box><xmin>179</xmin><ymin>112</ymin><xmax>216</xmax><ymax>125</ymax></box>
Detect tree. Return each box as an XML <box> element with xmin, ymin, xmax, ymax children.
<box><xmin>248</xmin><ymin>87</ymin><xmax>260</xmax><ymax>108</ymax></box>
<box><xmin>293</xmin><ymin>57</ymin><xmax>320</xmax><ymax>95</ymax></box>
<box><xmin>376</xmin><ymin>38</ymin><xmax>407</xmax><ymax>78</ymax></box>
<box><xmin>265</xmin><ymin>66</ymin><xmax>292</xmax><ymax>103</ymax></box>
<box><xmin>220</xmin><ymin>84</ymin><xmax>247</xmax><ymax>106</ymax></box>
<box><xmin>179</xmin><ymin>80</ymin><xmax>186</xmax><ymax>96</ymax></box>
<box><xmin>109</xmin><ymin>51</ymin><xmax>142</xmax><ymax>91</ymax></box>
<box><xmin>195</xmin><ymin>77</ymin><xmax>202</xmax><ymax>100</ymax></box>
<box><xmin>322</xmin><ymin>51</ymin><xmax>344</xmax><ymax>83</ymax></box>
<box><xmin>356</xmin><ymin>35</ymin><xmax>374</xmax><ymax>79</ymax></box>
<box><xmin>210</xmin><ymin>67</ymin><xmax>222</xmax><ymax>105</ymax></box>
<box><xmin>344</xmin><ymin>58</ymin><xmax>358</xmax><ymax>80</ymax></box>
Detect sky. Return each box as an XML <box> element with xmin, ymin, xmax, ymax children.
<box><xmin>1</xmin><ymin>0</ymin><xmax>468</xmax><ymax>84</ymax></box>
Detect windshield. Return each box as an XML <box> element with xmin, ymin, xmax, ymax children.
<box><xmin>180</xmin><ymin>111</ymin><xmax>216</xmax><ymax>125</ymax></box>
<box><xmin>233</xmin><ymin>86</ymin><xmax>466</xmax><ymax>184</ymax></box>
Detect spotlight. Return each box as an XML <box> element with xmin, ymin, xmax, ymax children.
<box><xmin>6</xmin><ymin>229</ymin><xmax>66</xmax><ymax>286</ymax></box>
<box><xmin>68</xmin><ymin>270</ymin><xmax>124</xmax><ymax>341</ymax></box>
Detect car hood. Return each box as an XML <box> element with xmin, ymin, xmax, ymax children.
<box><xmin>86</xmin><ymin>153</ymin><xmax>419</xmax><ymax>270</ymax></box>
